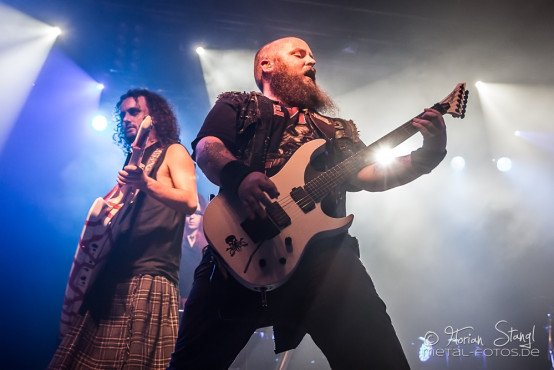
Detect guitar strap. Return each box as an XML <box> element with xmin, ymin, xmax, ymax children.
<box><xmin>142</xmin><ymin>146</ymin><xmax>163</xmax><ymax>176</ymax></box>
<box><xmin>121</xmin><ymin>144</ymin><xmax>162</xmax><ymax>177</ymax></box>
<box><xmin>246</xmin><ymin>94</ymin><xmax>270</xmax><ymax>173</ymax></box>
<box><xmin>307</xmin><ymin>111</ymin><xmax>335</xmax><ymax>141</ymax></box>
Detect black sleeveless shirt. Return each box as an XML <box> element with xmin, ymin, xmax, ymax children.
<box><xmin>102</xmin><ymin>143</ymin><xmax>186</xmax><ymax>285</ymax></box>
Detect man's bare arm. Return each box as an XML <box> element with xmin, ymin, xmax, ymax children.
<box><xmin>118</xmin><ymin>143</ymin><xmax>198</xmax><ymax>215</ymax></box>
<box><xmin>351</xmin><ymin>108</ymin><xmax>447</xmax><ymax>192</ymax></box>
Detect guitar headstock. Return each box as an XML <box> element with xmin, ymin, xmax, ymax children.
<box><xmin>132</xmin><ymin>115</ymin><xmax>153</xmax><ymax>150</ymax></box>
<box><xmin>432</xmin><ymin>83</ymin><xmax>469</xmax><ymax>119</ymax></box>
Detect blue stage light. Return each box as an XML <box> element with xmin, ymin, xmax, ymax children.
<box><xmin>91</xmin><ymin>115</ymin><xmax>108</xmax><ymax>131</ymax></box>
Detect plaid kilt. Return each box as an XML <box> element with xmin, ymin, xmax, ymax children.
<box><xmin>49</xmin><ymin>274</ymin><xmax>179</xmax><ymax>369</ymax></box>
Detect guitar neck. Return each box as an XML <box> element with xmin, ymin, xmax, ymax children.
<box><xmin>305</xmin><ymin>115</ymin><xmax>420</xmax><ymax>202</ymax></box>
<box><xmin>303</xmin><ymin>79</ymin><xmax>472</xmax><ymax>202</ymax></box>
<box><xmin>127</xmin><ymin>115</ymin><xmax>153</xmax><ymax>167</ymax></box>
<box><xmin>305</xmin><ymin>82</ymin><xmax>469</xmax><ymax>201</ymax></box>
<box><xmin>128</xmin><ymin>148</ymin><xmax>145</xmax><ymax>167</ymax></box>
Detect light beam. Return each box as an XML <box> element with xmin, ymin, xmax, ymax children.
<box><xmin>0</xmin><ymin>3</ymin><xmax>61</xmax><ymax>150</ymax></box>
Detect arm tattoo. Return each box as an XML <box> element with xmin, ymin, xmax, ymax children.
<box><xmin>197</xmin><ymin>139</ymin><xmax>237</xmax><ymax>184</ymax></box>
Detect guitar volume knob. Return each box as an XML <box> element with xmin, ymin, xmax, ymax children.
<box><xmin>285</xmin><ymin>237</ymin><xmax>293</xmax><ymax>253</ymax></box>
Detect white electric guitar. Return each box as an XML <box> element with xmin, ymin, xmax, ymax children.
<box><xmin>203</xmin><ymin>83</ymin><xmax>468</xmax><ymax>292</ymax></box>
<box><xmin>59</xmin><ymin>116</ymin><xmax>152</xmax><ymax>337</ymax></box>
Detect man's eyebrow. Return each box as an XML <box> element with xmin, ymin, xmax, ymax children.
<box><xmin>291</xmin><ymin>48</ymin><xmax>313</xmax><ymax>58</ymax></box>
<box><xmin>119</xmin><ymin>107</ymin><xmax>140</xmax><ymax>117</ymax></box>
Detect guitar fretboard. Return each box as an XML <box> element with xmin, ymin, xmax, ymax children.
<box><xmin>304</xmin><ymin>102</ymin><xmax>448</xmax><ymax>202</ymax></box>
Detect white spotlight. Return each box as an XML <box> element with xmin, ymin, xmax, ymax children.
<box><xmin>496</xmin><ymin>157</ymin><xmax>512</xmax><ymax>172</ymax></box>
<box><xmin>450</xmin><ymin>156</ymin><xmax>466</xmax><ymax>170</ymax></box>
<box><xmin>91</xmin><ymin>115</ymin><xmax>108</xmax><ymax>131</ymax></box>
<box><xmin>51</xmin><ymin>26</ymin><xmax>62</xmax><ymax>36</ymax></box>
<box><xmin>0</xmin><ymin>3</ymin><xmax>63</xmax><ymax>150</ymax></box>
<box><xmin>374</xmin><ymin>146</ymin><xmax>395</xmax><ymax>166</ymax></box>
<box><xmin>475</xmin><ymin>81</ymin><xmax>483</xmax><ymax>88</ymax></box>
<box><xmin>195</xmin><ymin>46</ymin><xmax>206</xmax><ymax>55</ymax></box>
<box><xmin>96</xmin><ymin>83</ymin><xmax>105</xmax><ymax>90</ymax></box>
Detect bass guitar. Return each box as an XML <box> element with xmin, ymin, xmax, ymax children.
<box><xmin>203</xmin><ymin>83</ymin><xmax>468</xmax><ymax>292</ymax></box>
<box><xmin>59</xmin><ymin>116</ymin><xmax>153</xmax><ymax>337</ymax></box>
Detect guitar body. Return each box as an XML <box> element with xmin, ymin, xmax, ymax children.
<box><xmin>204</xmin><ymin>83</ymin><xmax>468</xmax><ymax>292</ymax></box>
<box><xmin>59</xmin><ymin>186</ymin><xmax>132</xmax><ymax>336</ymax></box>
<box><xmin>204</xmin><ymin>139</ymin><xmax>354</xmax><ymax>292</ymax></box>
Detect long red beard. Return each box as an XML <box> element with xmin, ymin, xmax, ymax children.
<box><xmin>269</xmin><ymin>66</ymin><xmax>336</xmax><ymax>114</ymax></box>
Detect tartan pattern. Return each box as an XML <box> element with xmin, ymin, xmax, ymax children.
<box><xmin>49</xmin><ymin>275</ymin><xmax>178</xmax><ymax>369</ymax></box>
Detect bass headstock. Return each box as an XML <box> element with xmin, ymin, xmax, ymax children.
<box><xmin>432</xmin><ymin>83</ymin><xmax>469</xmax><ymax>119</ymax></box>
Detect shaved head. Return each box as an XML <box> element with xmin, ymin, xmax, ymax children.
<box><xmin>254</xmin><ymin>37</ymin><xmax>308</xmax><ymax>91</ymax></box>
<box><xmin>253</xmin><ymin>37</ymin><xmax>336</xmax><ymax>114</ymax></box>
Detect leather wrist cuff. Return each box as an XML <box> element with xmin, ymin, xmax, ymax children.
<box><xmin>411</xmin><ymin>148</ymin><xmax>447</xmax><ymax>174</ymax></box>
<box><xmin>220</xmin><ymin>160</ymin><xmax>254</xmax><ymax>194</ymax></box>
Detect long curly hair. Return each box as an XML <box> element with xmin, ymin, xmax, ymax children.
<box><xmin>113</xmin><ymin>89</ymin><xmax>180</xmax><ymax>152</ymax></box>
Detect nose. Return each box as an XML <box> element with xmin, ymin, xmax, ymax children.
<box><xmin>306</xmin><ymin>55</ymin><xmax>316</xmax><ymax>67</ymax></box>
<box><xmin>122</xmin><ymin>111</ymin><xmax>131</xmax><ymax>124</ymax></box>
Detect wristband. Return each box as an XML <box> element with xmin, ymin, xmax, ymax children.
<box><xmin>220</xmin><ymin>160</ymin><xmax>254</xmax><ymax>194</ymax></box>
<box><xmin>411</xmin><ymin>147</ymin><xmax>447</xmax><ymax>174</ymax></box>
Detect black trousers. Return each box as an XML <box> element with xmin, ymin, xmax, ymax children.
<box><xmin>168</xmin><ymin>241</ymin><xmax>410</xmax><ymax>370</ymax></box>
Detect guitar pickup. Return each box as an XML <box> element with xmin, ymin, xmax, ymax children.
<box><xmin>240</xmin><ymin>201</ymin><xmax>291</xmax><ymax>243</ymax></box>
<box><xmin>266</xmin><ymin>201</ymin><xmax>291</xmax><ymax>228</ymax></box>
<box><xmin>290</xmin><ymin>187</ymin><xmax>316</xmax><ymax>213</ymax></box>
